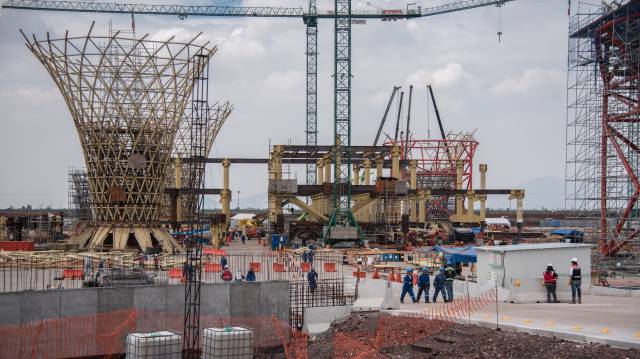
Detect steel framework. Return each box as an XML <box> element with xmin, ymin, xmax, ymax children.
<box><xmin>385</xmin><ymin>132</ymin><xmax>478</xmax><ymax>219</ymax></box>
<box><xmin>305</xmin><ymin>0</ymin><xmax>318</xmax><ymax>186</ymax></box>
<box><xmin>22</xmin><ymin>23</ymin><xmax>214</xmax><ymax>252</ymax></box>
<box><xmin>568</xmin><ymin>1</ymin><xmax>640</xmax><ymax>263</ymax></box>
<box><xmin>67</xmin><ymin>167</ymin><xmax>92</xmax><ymax>223</ymax></box>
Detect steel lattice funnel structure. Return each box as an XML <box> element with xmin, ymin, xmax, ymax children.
<box><xmin>22</xmin><ymin>23</ymin><xmax>218</xmax><ymax>252</ymax></box>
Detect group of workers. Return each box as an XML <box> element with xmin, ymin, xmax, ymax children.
<box><xmin>543</xmin><ymin>257</ymin><xmax>583</xmax><ymax>304</ymax></box>
<box><xmin>219</xmin><ymin>255</ymin><xmax>258</xmax><ymax>282</ymax></box>
<box><xmin>400</xmin><ymin>263</ymin><xmax>456</xmax><ymax>304</ymax></box>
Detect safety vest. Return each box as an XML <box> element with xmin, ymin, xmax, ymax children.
<box><xmin>571</xmin><ymin>266</ymin><xmax>582</xmax><ymax>281</ymax></box>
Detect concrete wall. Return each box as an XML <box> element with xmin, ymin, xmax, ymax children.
<box><xmin>477</xmin><ymin>244</ymin><xmax>592</xmax><ymax>303</ymax></box>
<box><xmin>0</xmin><ymin>281</ymin><xmax>289</xmax><ymax>325</ymax></box>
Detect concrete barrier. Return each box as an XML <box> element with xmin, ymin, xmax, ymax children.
<box><xmin>0</xmin><ymin>281</ymin><xmax>289</xmax><ymax>325</ymax></box>
<box><xmin>590</xmin><ymin>285</ymin><xmax>640</xmax><ymax>298</ymax></box>
<box><xmin>352</xmin><ymin>279</ymin><xmax>399</xmax><ymax>311</ymax></box>
<box><xmin>302</xmin><ymin>305</ymin><xmax>352</xmax><ymax>335</ymax></box>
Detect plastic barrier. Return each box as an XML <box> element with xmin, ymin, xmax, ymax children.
<box><xmin>301</xmin><ymin>262</ymin><xmax>311</xmax><ymax>272</ymax></box>
<box><xmin>0</xmin><ymin>241</ymin><xmax>34</xmax><ymax>251</ymax></box>
<box><xmin>63</xmin><ymin>269</ymin><xmax>83</xmax><ymax>279</ymax></box>
<box><xmin>324</xmin><ymin>262</ymin><xmax>337</xmax><ymax>272</ymax></box>
<box><xmin>168</xmin><ymin>268</ymin><xmax>183</xmax><ymax>278</ymax></box>
<box><xmin>204</xmin><ymin>263</ymin><xmax>222</xmax><ymax>273</ymax></box>
<box><xmin>273</xmin><ymin>263</ymin><xmax>285</xmax><ymax>272</ymax></box>
<box><xmin>352</xmin><ymin>271</ymin><xmax>366</xmax><ymax>279</ymax></box>
<box><xmin>372</xmin><ymin>269</ymin><xmax>380</xmax><ymax>279</ymax></box>
<box><xmin>250</xmin><ymin>262</ymin><xmax>261</xmax><ymax>272</ymax></box>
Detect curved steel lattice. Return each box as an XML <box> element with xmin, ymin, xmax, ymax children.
<box><xmin>22</xmin><ymin>23</ymin><xmax>217</xmax><ymax>252</ymax></box>
<box><xmin>165</xmin><ymin>101</ymin><xmax>232</xmax><ymax>221</ymax></box>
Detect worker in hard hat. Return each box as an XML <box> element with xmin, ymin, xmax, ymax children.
<box><xmin>308</xmin><ymin>267</ymin><xmax>318</xmax><ymax>293</ymax></box>
<box><xmin>221</xmin><ymin>265</ymin><xmax>233</xmax><ymax>282</ymax></box>
<box><xmin>432</xmin><ymin>267</ymin><xmax>447</xmax><ymax>303</ymax></box>
<box><xmin>400</xmin><ymin>268</ymin><xmax>417</xmax><ymax>304</ymax></box>
<box><xmin>444</xmin><ymin>262</ymin><xmax>456</xmax><ymax>302</ymax></box>
<box><xmin>569</xmin><ymin>258</ymin><xmax>582</xmax><ymax>304</ymax></box>
<box><xmin>416</xmin><ymin>267</ymin><xmax>431</xmax><ymax>303</ymax></box>
<box><xmin>543</xmin><ymin>263</ymin><xmax>558</xmax><ymax>303</ymax></box>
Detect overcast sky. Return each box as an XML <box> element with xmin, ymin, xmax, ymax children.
<box><xmin>0</xmin><ymin>0</ymin><xmax>568</xmax><ymax>210</ymax></box>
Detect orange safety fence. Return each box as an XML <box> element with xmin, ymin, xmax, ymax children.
<box><xmin>0</xmin><ymin>310</ymin><xmax>294</xmax><ymax>358</ymax></box>
<box><xmin>300</xmin><ymin>262</ymin><xmax>311</xmax><ymax>272</ymax></box>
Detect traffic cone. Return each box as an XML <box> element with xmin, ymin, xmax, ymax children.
<box><xmin>372</xmin><ymin>268</ymin><xmax>380</xmax><ymax>279</ymax></box>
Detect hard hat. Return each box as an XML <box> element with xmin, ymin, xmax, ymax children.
<box><xmin>571</xmin><ymin>258</ymin><xmax>578</xmax><ymax>263</ymax></box>
<box><xmin>406</xmin><ymin>268</ymin><xmax>413</xmax><ymax>273</ymax></box>
<box><xmin>422</xmin><ymin>267</ymin><xmax>428</xmax><ymax>272</ymax></box>
<box><xmin>547</xmin><ymin>263</ymin><xmax>553</xmax><ymax>267</ymax></box>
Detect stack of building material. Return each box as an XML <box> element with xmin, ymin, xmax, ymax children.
<box><xmin>202</xmin><ymin>326</ymin><xmax>254</xmax><ymax>358</ymax></box>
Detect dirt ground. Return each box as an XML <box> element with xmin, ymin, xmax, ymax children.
<box><xmin>258</xmin><ymin>312</ymin><xmax>640</xmax><ymax>358</ymax></box>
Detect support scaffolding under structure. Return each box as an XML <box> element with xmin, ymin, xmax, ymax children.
<box><xmin>567</xmin><ymin>0</ymin><xmax>640</xmax><ymax>270</ymax></box>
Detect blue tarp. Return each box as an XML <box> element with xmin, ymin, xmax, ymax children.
<box><xmin>551</xmin><ymin>229</ymin><xmax>584</xmax><ymax>237</ymax></box>
<box><xmin>431</xmin><ymin>245</ymin><xmax>477</xmax><ymax>264</ymax></box>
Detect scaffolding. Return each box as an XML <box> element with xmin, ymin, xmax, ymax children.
<box><xmin>67</xmin><ymin>167</ymin><xmax>92</xmax><ymax>224</ymax></box>
<box><xmin>567</xmin><ymin>0</ymin><xmax>640</xmax><ymax>271</ymax></box>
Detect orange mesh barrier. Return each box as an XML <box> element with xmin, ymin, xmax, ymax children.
<box><xmin>204</xmin><ymin>263</ymin><xmax>222</xmax><ymax>272</ymax></box>
<box><xmin>0</xmin><ymin>311</ymin><xmax>293</xmax><ymax>358</ymax></box>
<box><xmin>324</xmin><ymin>262</ymin><xmax>337</xmax><ymax>272</ymax></box>
<box><xmin>250</xmin><ymin>262</ymin><xmax>261</xmax><ymax>272</ymax></box>
<box><xmin>333</xmin><ymin>332</ymin><xmax>386</xmax><ymax>359</ymax></box>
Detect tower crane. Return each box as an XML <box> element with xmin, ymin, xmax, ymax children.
<box><xmin>2</xmin><ymin>0</ymin><xmax>515</xmax><ymax>354</ymax></box>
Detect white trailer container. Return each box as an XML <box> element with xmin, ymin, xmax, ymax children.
<box><xmin>476</xmin><ymin>243</ymin><xmax>593</xmax><ymax>303</ymax></box>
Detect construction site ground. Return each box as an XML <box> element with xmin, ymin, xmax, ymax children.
<box><xmin>390</xmin><ymin>293</ymin><xmax>640</xmax><ymax>349</ymax></box>
<box><xmin>304</xmin><ymin>312</ymin><xmax>639</xmax><ymax>359</ymax></box>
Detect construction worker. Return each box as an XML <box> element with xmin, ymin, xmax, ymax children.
<box><xmin>432</xmin><ymin>268</ymin><xmax>447</xmax><ymax>303</ymax></box>
<box><xmin>416</xmin><ymin>267</ymin><xmax>430</xmax><ymax>303</ymax></box>
<box><xmin>221</xmin><ymin>265</ymin><xmax>233</xmax><ymax>282</ymax></box>
<box><xmin>220</xmin><ymin>255</ymin><xmax>228</xmax><ymax>269</ymax></box>
<box><xmin>308</xmin><ymin>267</ymin><xmax>318</xmax><ymax>293</ymax></box>
<box><xmin>569</xmin><ymin>258</ymin><xmax>582</xmax><ymax>304</ymax></box>
<box><xmin>246</xmin><ymin>267</ymin><xmax>256</xmax><ymax>282</ymax></box>
<box><xmin>444</xmin><ymin>262</ymin><xmax>455</xmax><ymax>302</ymax></box>
<box><xmin>543</xmin><ymin>263</ymin><xmax>558</xmax><ymax>303</ymax></box>
<box><xmin>400</xmin><ymin>268</ymin><xmax>417</xmax><ymax>304</ymax></box>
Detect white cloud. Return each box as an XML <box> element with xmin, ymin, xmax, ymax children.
<box><xmin>492</xmin><ymin>68</ymin><xmax>564</xmax><ymax>94</ymax></box>
<box><xmin>405</xmin><ymin>63</ymin><xmax>467</xmax><ymax>88</ymax></box>
<box><xmin>261</xmin><ymin>70</ymin><xmax>304</xmax><ymax>91</ymax></box>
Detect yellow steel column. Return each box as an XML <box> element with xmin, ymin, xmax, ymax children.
<box><xmin>363</xmin><ymin>158</ymin><xmax>371</xmax><ymax>185</ymax></box>
<box><xmin>221</xmin><ymin>159</ymin><xmax>231</xmax><ymax>222</ymax></box>
<box><xmin>324</xmin><ymin>156</ymin><xmax>332</xmax><ymax>184</ymax></box>
<box><xmin>479</xmin><ymin>164</ymin><xmax>488</xmax><ymax>220</ymax></box>
<box><xmin>316</xmin><ymin>159</ymin><xmax>324</xmax><ymax>185</ymax></box>
<box><xmin>376</xmin><ymin>154</ymin><xmax>383</xmax><ymax>180</ymax></box>
<box><xmin>391</xmin><ymin>146</ymin><xmax>400</xmax><ymax>179</ymax></box>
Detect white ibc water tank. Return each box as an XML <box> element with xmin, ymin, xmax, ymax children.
<box><xmin>126</xmin><ymin>331</ymin><xmax>182</xmax><ymax>359</ymax></box>
<box><xmin>202</xmin><ymin>326</ymin><xmax>254</xmax><ymax>359</ymax></box>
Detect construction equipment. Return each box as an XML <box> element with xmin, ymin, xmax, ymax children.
<box><xmin>373</xmin><ymin>86</ymin><xmax>400</xmax><ymax>146</ymax></box>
